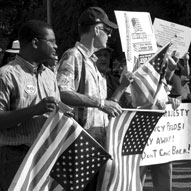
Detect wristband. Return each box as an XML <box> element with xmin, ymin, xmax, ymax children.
<box><xmin>99</xmin><ymin>99</ymin><xmax>105</xmax><ymax>109</ymax></box>
<box><xmin>110</xmin><ymin>98</ymin><xmax>118</xmax><ymax>103</ymax></box>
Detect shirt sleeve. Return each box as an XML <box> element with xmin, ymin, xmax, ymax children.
<box><xmin>0</xmin><ymin>72</ymin><xmax>12</xmax><ymax>111</ymax></box>
<box><xmin>57</xmin><ymin>50</ymin><xmax>81</xmax><ymax>92</ymax></box>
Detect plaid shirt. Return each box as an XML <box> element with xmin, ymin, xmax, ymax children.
<box><xmin>57</xmin><ymin>42</ymin><xmax>109</xmax><ymax>130</ymax></box>
<box><xmin>0</xmin><ymin>55</ymin><xmax>60</xmax><ymax>146</ymax></box>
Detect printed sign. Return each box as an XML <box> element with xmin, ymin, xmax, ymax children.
<box><xmin>153</xmin><ymin>18</ymin><xmax>191</xmax><ymax>57</ymax></box>
<box><xmin>114</xmin><ymin>11</ymin><xmax>157</xmax><ymax>72</ymax></box>
<box><xmin>140</xmin><ymin>103</ymin><xmax>191</xmax><ymax>166</ymax></box>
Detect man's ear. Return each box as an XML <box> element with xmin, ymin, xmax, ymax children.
<box><xmin>94</xmin><ymin>25</ymin><xmax>100</xmax><ymax>36</ymax></box>
<box><xmin>31</xmin><ymin>38</ymin><xmax>38</xmax><ymax>49</ymax></box>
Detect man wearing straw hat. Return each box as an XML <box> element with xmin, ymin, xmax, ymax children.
<box><xmin>1</xmin><ymin>40</ymin><xmax>20</xmax><ymax>66</ymax></box>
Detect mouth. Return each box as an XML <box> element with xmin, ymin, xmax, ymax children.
<box><xmin>51</xmin><ymin>52</ymin><xmax>58</xmax><ymax>59</ymax></box>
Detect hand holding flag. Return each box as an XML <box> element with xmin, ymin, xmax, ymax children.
<box><xmin>9</xmin><ymin>102</ymin><xmax>111</xmax><ymax>191</ymax></box>
<box><xmin>130</xmin><ymin>42</ymin><xmax>172</xmax><ymax>108</ymax></box>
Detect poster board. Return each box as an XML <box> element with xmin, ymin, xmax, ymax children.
<box><xmin>114</xmin><ymin>11</ymin><xmax>157</xmax><ymax>72</ymax></box>
<box><xmin>140</xmin><ymin>103</ymin><xmax>191</xmax><ymax>166</ymax></box>
<box><xmin>153</xmin><ymin>18</ymin><xmax>191</xmax><ymax>57</ymax></box>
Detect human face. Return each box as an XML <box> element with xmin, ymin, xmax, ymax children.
<box><xmin>37</xmin><ymin>28</ymin><xmax>57</xmax><ymax>62</ymax></box>
<box><xmin>96</xmin><ymin>49</ymin><xmax>111</xmax><ymax>74</ymax></box>
<box><xmin>94</xmin><ymin>24</ymin><xmax>112</xmax><ymax>49</ymax></box>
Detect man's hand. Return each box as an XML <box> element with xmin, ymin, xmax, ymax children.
<box><xmin>34</xmin><ymin>96</ymin><xmax>58</xmax><ymax>115</ymax></box>
<box><xmin>169</xmin><ymin>96</ymin><xmax>181</xmax><ymax>110</ymax></box>
<box><xmin>120</xmin><ymin>71</ymin><xmax>134</xmax><ymax>88</ymax></box>
<box><xmin>101</xmin><ymin>100</ymin><xmax>122</xmax><ymax>117</ymax></box>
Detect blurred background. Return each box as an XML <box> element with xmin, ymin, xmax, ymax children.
<box><xmin>0</xmin><ymin>0</ymin><xmax>191</xmax><ymax>64</ymax></box>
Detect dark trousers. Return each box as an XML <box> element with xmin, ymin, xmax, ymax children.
<box><xmin>140</xmin><ymin>162</ymin><xmax>172</xmax><ymax>191</ymax></box>
<box><xmin>84</xmin><ymin>127</ymin><xmax>106</xmax><ymax>191</ymax></box>
<box><xmin>84</xmin><ymin>172</ymin><xmax>99</xmax><ymax>191</ymax></box>
<box><xmin>0</xmin><ymin>145</ymin><xmax>29</xmax><ymax>191</ymax></box>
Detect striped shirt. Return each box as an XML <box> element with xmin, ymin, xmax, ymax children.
<box><xmin>0</xmin><ymin>55</ymin><xmax>60</xmax><ymax>146</ymax></box>
<box><xmin>57</xmin><ymin>42</ymin><xmax>109</xmax><ymax>130</ymax></box>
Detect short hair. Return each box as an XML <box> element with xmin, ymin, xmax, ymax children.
<box><xmin>78</xmin><ymin>24</ymin><xmax>92</xmax><ymax>36</ymax></box>
<box><xmin>18</xmin><ymin>20</ymin><xmax>52</xmax><ymax>45</ymax></box>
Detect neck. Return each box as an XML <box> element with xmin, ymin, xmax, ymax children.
<box><xmin>19</xmin><ymin>51</ymin><xmax>40</xmax><ymax>67</ymax></box>
<box><xmin>80</xmin><ymin>35</ymin><xmax>96</xmax><ymax>55</ymax></box>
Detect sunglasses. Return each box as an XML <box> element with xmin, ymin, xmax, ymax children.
<box><xmin>98</xmin><ymin>27</ymin><xmax>112</xmax><ymax>36</ymax></box>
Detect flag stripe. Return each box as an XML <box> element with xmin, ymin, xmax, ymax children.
<box><xmin>9</xmin><ymin>108</ymin><xmax>74</xmax><ymax>191</ymax></box>
<box><xmin>107</xmin><ymin>112</ymin><xmax>130</xmax><ymax>190</ymax></box>
<box><xmin>133</xmin><ymin>63</ymin><xmax>160</xmax><ymax>98</ymax></box>
<box><xmin>129</xmin><ymin>155</ymin><xmax>141</xmax><ymax>190</ymax></box>
<box><xmin>111</xmin><ymin>112</ymin><xmax>135</xmax><ymax>191</ymax></box>
<box><xmin>131</xmin><ymin>79</ymin><xmax>154</xmax><ymax>105</ymax></box>
<box><xmin>130</xmin><ymin>42</ymin><xmax>171</xmax><ymax>107</ymax></box>
<box><xmin>9</xmin><ymin>102</ymin><xmax>111</xmax><ymax>191</ymax></box>
<box><xmin>27</xmin><ymin>121</ymin><xmax>83</xmax><ymax>191</ymax></box>
<box><xmin>9</xmin><ymin>109</ymin><xmax>61</xmax><ymax>191</ymax></box>
<box><xmin>28</xmin><ymin>119</ymin><xmax>73</xmax><ymax>190</ymax></box>
<box><xmin>99</xmin><ymin>111</ymin><xmax>135</xmax><ymax>191</ymax></box>
<box><xmin>25</xmin><ymin>112</ymin><xmax>67</xmax><ymax>190</ymax></box>
<box><xmin>136</xmin><ymin>63</ymin><xmax>159</xmax><ymax>92</ymax></box>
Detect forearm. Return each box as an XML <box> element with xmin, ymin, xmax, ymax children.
<box><xmin>178</xmin><ymin>59</ymin><xmax>190</xmax><ymax>76</ymax></box>
<box><xmin>110</xmin><ymin>85</ymin><xmax>127</xmax><ymax>102</ymax></box>
<box><xmin>60</xmin><ymin>91</ymin><xmax>123</xmax><ymax>117</ymax></box>
<box><xmin>166</xmin><ymin>69</ymin><xmax>175</xmax><ymax>82</ymax></box>
<box><xmin>60</xmin><ymin>91</ymin><xmax>100</xmax><ymax>108</ymax></box>
<box><xmin>0</xmin><ymin>106</ymin><xmax>39</xmax><ymax>130</ymax></box>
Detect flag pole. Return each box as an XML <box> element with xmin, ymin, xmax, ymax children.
<box><xmin>47</xmin><ymin>0</ymin><xmax>52</xmax><ymax>25</ymax></box>
<box><xmin>152</xmin><ymin>40</ymin><xmax>174</xmax><ymax>107</ymax></box>
<box><xmin>122</xmin><ymin>108</ymin><xmax>165</xmax><ymax>113</ymax></box>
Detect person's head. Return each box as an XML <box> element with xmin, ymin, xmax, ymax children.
<box><xmin>78</xmin><ymin>7</ymin><xmax>117</xmax><ymax>50</ymax></box>
<box><xmin>5</xmin><ymin>40</ymin><xmax>20</xmax><ymax>54</ymax></box>
<box><xmin>18</xmin><ymin>19</ymin><xmax>57</xmax><ymax>63</ymax></box>
<box><xmin>4</xmin><ymin>40</ymin><xmax>20</xmax><ymax>63</ymax></box>
<box><xmin>95</xmin><ymin>47</ymin><xmax>112</xmax><ymax>74</ymax></box>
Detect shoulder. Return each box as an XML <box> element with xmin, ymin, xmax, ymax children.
<box><xmin>60</xmin><ymin>47</ymin><xmax>83</xmax><ymax>62</ymax></box>
<box><xmin>58</xmin><ymin>47</ymin><xmax>83</xmax><ymax>75</ymax></box>
<box><xmin>0</xmin><ymin>62</ymin><xmax>18</xmax><ymax>80</ymax></box>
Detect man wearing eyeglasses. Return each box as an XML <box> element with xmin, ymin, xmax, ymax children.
<box><xmin>57</xmin><ymin>7</ymin><xmax>122</xmax><ymax>191</ymax></box>
<box><xmin>0</xmin><ymin>19</ymin><xmax>60</xmax><ymax>190</ymax></box>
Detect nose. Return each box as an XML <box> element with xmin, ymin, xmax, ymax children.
<box><xmin>53</xmin><ymin>43</ymin><xmax>58</xmax><ymax>49</ymax></box>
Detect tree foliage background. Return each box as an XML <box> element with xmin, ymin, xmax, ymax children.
<box><xmin>0</xmin><ymin>0</ymin><xmax>191</xmax><ymax>59</ymax></box>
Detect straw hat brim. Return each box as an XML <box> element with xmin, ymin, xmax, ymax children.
<box><xmin>5</xmin><ymin>49</ymin><xmax>19</xmax><ymax>53</ymax></box>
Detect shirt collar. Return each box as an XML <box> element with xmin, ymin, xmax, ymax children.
<box><xmin>16</xmin><ymin>55</ymin><xmax>46</xmax><ymax>74</ymax></box>
<box><xmin>75</xmin><ymin>41</ymin><xmax>98</xmax><ymax>63</ymax></box>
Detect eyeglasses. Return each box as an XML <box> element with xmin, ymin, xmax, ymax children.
<box><xmin>98</xmin><ymin>27</ymin><xmax>112</xmax><ymax>36</ymax></box>
<box><xmin>37</xmin><ymin>38</ymin><xmax>57</xmax><ymax>46</ymax></box>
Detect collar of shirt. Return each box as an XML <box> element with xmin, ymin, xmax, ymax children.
<box><xmin>75</xmin><ymin>41</ymin><xmax>98</xmax><ymax>63</ymax></box>
<box><xmin>15</xmin><ymin>55</ymin><xmax>46</xmax><ymax>74</ymax></box>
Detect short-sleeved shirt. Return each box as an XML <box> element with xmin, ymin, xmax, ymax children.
<box><xmin>57</xmin><ymin>42</ymin><xmax>109</xmax><ymax>130</ymax></box>
<box><xmin>0</xmin><ymin>55</ymin><xmax>60</xmax><ymax>146</ymax></box>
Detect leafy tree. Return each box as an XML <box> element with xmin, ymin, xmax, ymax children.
<box><xmin>1</xmin><ymin>0</ymin><xmax>191</xmax><ymax>59</ymax></box>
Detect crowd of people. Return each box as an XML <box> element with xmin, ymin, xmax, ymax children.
<box><xmin>0</xmin><ymin>6</ymin><xmax>190</xmax><ymax>191</ymax></box>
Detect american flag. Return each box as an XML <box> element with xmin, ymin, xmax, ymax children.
<box><xmin>130</xmin><ymin>42</ymin><xmax>171</xmax><ymax>107</ymax></box>
<box><xmin>97</xmin><ymin>109</ymin><xmax>164</xmax><ymax>191</ymax></box>
<box><xmin>8</xmin><ymin>102</ymin><xmax>110</xmax><ymax>191</ymax></box>
<box><xmin>50</xmin><ymin>125</ymin><xmax>111</xmax><ymax>191</ymax></box>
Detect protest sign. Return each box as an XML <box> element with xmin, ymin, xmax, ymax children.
<box><xmin>114</xmin><ymin>11</ymin><xmax>157</xmax><ymax>72</ymax></box>
<box><xmin>140</xmin><ymin>103</ymin><xmax>191</xmax><ymax>166</ymax></box>
<box><xmin>153</xmin><ymin>18</ymin><xmax>191</xmax><ymax>57</ymax></box>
